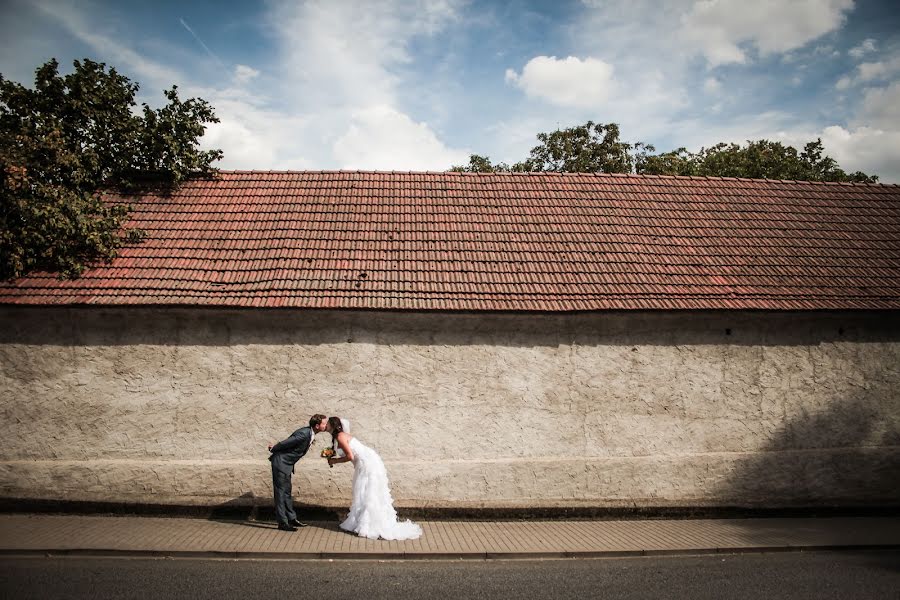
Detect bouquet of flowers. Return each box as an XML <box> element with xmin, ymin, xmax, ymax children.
<box><xmin>321</xmin><ymin>447</ymin><xmax>335</xmax><ymax>467</ymax></box>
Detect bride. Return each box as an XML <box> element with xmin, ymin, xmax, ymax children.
<box><xmin>326</xmin><ymin>416</ymin><xmax>423</xmax><ymax>540</ymax></box>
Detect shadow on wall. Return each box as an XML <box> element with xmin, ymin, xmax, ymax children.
<box><xmin>714</xmin><ymin>391</ymin><xmax>900</xmax><ymax>557</ymax></box>
<box><xmin>716</xmin><ymin>393</ymin><xmax>899</xmax><ymax>508</ymax></box>
<box><xmin>2</xmin><ymin>307</ymin><xmax>896</xmax><ymax>349</ymax></box>
<box><xmin>0</xmin><ymin>493</ymin><xmax>344</xmax><ymax>526</ymax></box>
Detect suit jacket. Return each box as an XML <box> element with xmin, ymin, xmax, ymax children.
<box><xmin>269</xmin><ymin>426</ymin><xmax>314</xmax><ymax>475</ymax></box>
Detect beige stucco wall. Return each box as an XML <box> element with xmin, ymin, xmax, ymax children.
<box><xmin>1</xmin><ymin>307</ymin><xmax>898</xmax><ymax>510</ymax></box>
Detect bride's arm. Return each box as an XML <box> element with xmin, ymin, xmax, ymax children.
<box><xmin>328</xmin><ymin>432</ymin><xmax>354</xmax><ymax>466</ymax></box>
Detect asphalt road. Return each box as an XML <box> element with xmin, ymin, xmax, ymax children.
<box><xmin>1</xmin><ymin>551</ymin><xmax>898</xmax><ymax>599</ymax></box>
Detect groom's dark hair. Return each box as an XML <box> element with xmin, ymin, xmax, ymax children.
<box><xmin>309</xmin><ymin>414</ymin><xmax>327</xmax><ymax>428</ymax></box>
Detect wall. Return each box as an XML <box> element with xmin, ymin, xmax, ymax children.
<box><xmin>1</xmin><ymin>307</ymin><xmax>898</xmax><ymax>509</ymax></box>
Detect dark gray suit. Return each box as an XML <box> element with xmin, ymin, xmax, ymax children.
<box><xmin>269</xmin><ymin>426</ymin><xmax>314</xmax><ymax>527</ymax></box>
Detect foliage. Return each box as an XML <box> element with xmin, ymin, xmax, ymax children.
<box><xmin>451</xmin><ymin>122</ymin><xmax>653</xmax><ymax>174</ymax></box>
<box><xmin>449</xmin><ymin>154</ymin><xmax>512</xmax><ymax>173</ymax></box>
<box><xmin>451</xmin><ymin>121</ymin><xmax>878</xmax><ymax>183</ymax></box>
<box><xmin>518</xmin><ymin>121</ymin><xmax>654</xmax><ymax>173</ymax></box>
<box><xmin>1</xmin><ymin>58</ymin><xmax>222</xmax><ymax>281</ymax></box>
<box><xmin>638</xmin><ymin>139</ymin><xmax>878</xmax><ymax>183</ymax></box>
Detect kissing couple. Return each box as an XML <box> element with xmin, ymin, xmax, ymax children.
<box><xmin>268</xmin><ymin>414</ymin><xmax>422</xmax><ymax>540</ymax></box>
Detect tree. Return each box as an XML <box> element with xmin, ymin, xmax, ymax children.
<box><xmin>450</xmin><ymin>122</ymin><xmax>654</xmax><ymax>174</ymax></box>
<box><xmin>1</xmin><ymin>58</ymin><xmax>223</xmax><ymax>281</ymax></box>
<box><xmin>452</xmin><ymin>122</ymin><xmax>879</xmax><ymax>183</ymax></box>
<box><xmin>638</xmin><ymin>138</ymin><xmax>877</xmax><ymax>183</ymax></box>
<box><xmin>449</xmin><ymin>154</ymin><xmax>512</xmax><ymax>173</ymax></box>
<box><xmin>519</xmin><ymin>121</ymin><xmax>654</xmax><ymax>173</ymax></box>
<box><xmin>797</xmin><ymin>139</ymin><xmax>877</xmax><ymax>183</ymax></box>
<box><xmin>635</xmin><ymin>147</ymin><xmax>698</xmax><ymax>176</ymax></box>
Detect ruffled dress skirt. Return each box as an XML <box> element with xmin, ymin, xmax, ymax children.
<box><xmin>339</xmin><ymin>437</ymin><xmax>422</xmax><ymax>540</ymax></box>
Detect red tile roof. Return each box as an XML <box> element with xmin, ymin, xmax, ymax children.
<box><xmin>2</xmin><ymin>170</ymin><xmax>899</xmax><ymax>311</ymax></box>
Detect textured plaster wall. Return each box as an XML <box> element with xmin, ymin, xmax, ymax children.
<box><xmin>1</xmin><ymin>308</ymin><xmax>898</xmax><ymax>509</ymax></box>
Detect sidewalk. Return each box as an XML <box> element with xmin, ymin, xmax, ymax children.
<box><xmin>2</xmin><ymin>514</ymin><xmax>899</xmax><ymax>560</ymax></box>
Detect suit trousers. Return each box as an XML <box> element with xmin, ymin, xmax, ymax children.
<box><xmin>271</xmin><ymin>463</ymin><xmax>297</xmax><ymax>526</ymax></box>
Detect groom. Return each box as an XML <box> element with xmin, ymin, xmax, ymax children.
<box><xmin>268</xmin><ymin>413</ymin><xmax>327</xmax><ymax>531</ymax></box>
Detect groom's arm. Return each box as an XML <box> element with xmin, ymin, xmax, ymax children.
<box><xmin>269</xmin><ymin>428</ymin><xmax>311</xmax><ymax>453</ymax></box>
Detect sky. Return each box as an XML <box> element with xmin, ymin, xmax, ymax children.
<box><xmin>2</xmin><ymin>0</ymin><xmax>899</xmax><ymax>181</ymax></box>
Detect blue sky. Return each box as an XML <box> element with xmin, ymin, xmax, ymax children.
<box><xmin>2</xmin><ymin>0</ymin><xmax>899</xmax><ymax>181</ymax></box>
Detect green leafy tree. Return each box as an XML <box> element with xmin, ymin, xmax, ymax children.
<box><xmin>1</xmin><ymin>58</ymin><xmax>222</xmax><ymax>281</ymax></box>
<box><xmin>449</xmin><ymin>154</ymin><xmax>512</xmax><ymax>173</ymax></box>
<box><xmin>450</xmin><ymin>122</ymin><xmax>654</xmax><ymax>174</ymax></box>
<box><xmin>453</xmin><ymin>122</ymin><xmax>878</xmax><ymax>183</ymax></box>
<box><xmin>519</xmin><ymin>121</ymin><xmax>654</xmax><ymax>173</ymax></box>
<box><xmin>635</xmin><ymin>147</ymin><xmax>698</xmax><ymax>176</ymax></box>
<box><xmin>638</xmin><ymin>139</ymin><xmax>878</xmax><ymax>183</ymax></box>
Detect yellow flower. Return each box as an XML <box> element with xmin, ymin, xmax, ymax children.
<box><xmin>321</xmin><ymin>448</ymin><xmax>335</xmax><ymax>458</ymax></box>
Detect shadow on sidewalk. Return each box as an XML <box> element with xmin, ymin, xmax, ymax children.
<box><xmin>207</xmin><ymin>518</ymin><xmax>342</xmax><ymax>533</ymax></box>
<box><xmin>205</xmin><ymin>493</ymin><xmax>344</xmax><ymax>533</ymax></box>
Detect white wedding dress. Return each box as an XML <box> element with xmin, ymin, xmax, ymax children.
<box><xmin>339</xmin><ymin>436</ymin><xmax>422</xmax><ymax>540</ymax></box>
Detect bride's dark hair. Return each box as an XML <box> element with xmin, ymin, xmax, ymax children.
<box><xmin>328</xmin><ymin>416</ymin><xmax>343</xmax><ymax>449</ymax></box>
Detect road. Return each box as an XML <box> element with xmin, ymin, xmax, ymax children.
<box><xmin>1</xmin><ymin>551</ymin><xmax>898</xmax><ymax>599</ymax></box>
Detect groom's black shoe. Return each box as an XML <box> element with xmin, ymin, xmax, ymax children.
<box><xmin>277</xmin><ymin>524</ymin><xmax>298</xmax><ymax>532</ymax></box>
<box><xmin>288</xmin><ymin>519</ymin><xmax>308</xmax><ymax>528</ymax></box>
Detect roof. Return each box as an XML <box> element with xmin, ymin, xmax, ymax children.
<box><xmin>2</xmin><ymin>170</ymin><xmax>899</xmax><ymax>311</ymax></box>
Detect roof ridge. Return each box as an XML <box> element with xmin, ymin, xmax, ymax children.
<box><xmin>212</xmin><ymin>170</ymin><xmax>897</xmax><ymax>187</ymax></box>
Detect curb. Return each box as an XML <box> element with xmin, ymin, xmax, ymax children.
<box><xmin>3</xmin><ymin>544</ymin><xmax>898</xmax><ymax>561</ymax></box>
<box><xmin>3</xmin><ymin>499</ymin><xmax>898</xmax><ymax>521</ymax></box>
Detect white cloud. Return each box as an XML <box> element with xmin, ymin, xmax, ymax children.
<box><xmin>576</xmin><ymin>1</ymin><xmax>853</xmax><ymax>69</ymax></box>
<box><xmin>857</xmin><ymin>62</ymin><xmax>888</xmax><ymax>81</ymax></box>
<box><xmin>858</xmin><ymin>80</ymin><xmax>900</xmax><ymax>130</ymax></box>
<box><xmin>857</xmin><ymin>57</ymin><xmax>900</xmax><ymax>82</ymax></box>
<box><xmin>679</xmin><ymin>0</ymin><xmax>855</xmax><ymax>66</ymax></box>
<box><xmin>818</xmin><ymin>125</ymin><xmax>900</xmax><ymax>181</ymax></box>
<box><xmin>23</xmin><ymin>0</ymin><xmax>470</xmax><ymax>172</ymax></box>
<box><xmin>198</xmin><ymin>95</ymin><xmax>318</xmax><ymax>170</ymax></box>
<box><xmin>703</xmin><ymin>77</ymin><xmax>722</xmax><ymax>93</ymax></box>
<box><xmin>813</xmin><ymin>44</ymin><xmax>839</xmax><ymax>57</ymax></box>
<box><xmin>233</xmin><ymin>64</ymin><xmax>259</xmax><ymax>85</ymax></box>
<box><xmin>268</xmin><ymin>0</ymin><xmax>463</xmax><ymax>109</ymax></box>
<box><xmin>848</xmin><ymin>38</ymin><xmax>877</xmax><ymax>59</ymax></box>
<box><xmin>834</xmin><ymin>52</ymin><xmax>900</xmax><ymax>89</ymax></box>
<box><xmin>332</xmin><ymin>105</ymin><xmax>469</xmax><ymax>170</ymax></box>
<box><xmin>505</xmin><ymin>55</ymin><xmax>615</xmax><ymax>108</ymax></box>
<box><xmin>243</xmin><ymin>0</ymin><xmax>468</xmax><ymax>168</ymax></box>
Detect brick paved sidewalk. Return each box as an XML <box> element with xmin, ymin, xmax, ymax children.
<box><xmin>2</xmin><ymin>514</ymin><xmax>899</xmax><ymax>559</ymax></box>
